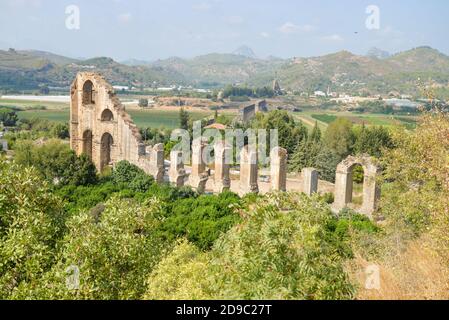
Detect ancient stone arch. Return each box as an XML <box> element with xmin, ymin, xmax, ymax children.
<box><xmin>70</xmin><ymin>72</ymin><xmax>163</xmax><ymax>179</ymax></box>
<box><xmin>82</xmin><ymin>80</ymin><xmax>95</xmax><ymax>105</ymax></box>
<box><xmin>100</xmin><ymin>132</ymin><xmax>114</xmax><ymax>171</ymax></box>
<box><xmin>101</xmin><ymin>109</ymin><xmax>114</xmax><ymax>121</ymax></box>
<box><xmin>332</xmin><ymin>155</ymin><xmax>381</xmax><ymax>218</ymax></box>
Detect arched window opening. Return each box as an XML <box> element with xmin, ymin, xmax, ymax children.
<box><xmin>82</xmin><ymin>80</ymin><xmax>95</xmax><ymax>105</ymax></box>
<box><xmin>350</xmin><ymin>164</ymin><xmax>364</xmax><ymax>210</ymax></box>
<box><xmin>100</xmin><ymin>132</ymin><xmax>113</xmax><ymax>171</ymax></box>
<box><xmin>101</xmin><ymin>109</ymin><xmax>114</xmax><ymax>121</ymax></box>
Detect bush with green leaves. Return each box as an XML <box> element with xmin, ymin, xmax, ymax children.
<box><xmin>14</xmin><ymin>139</ymin><xmax>97</xmax><ymax>187</ymax></box>
<box><xmin>112</xmin><ymin>160</ymin><xmax>154</xmax><ymax>193</ymax></box>
<box><xmin>145</xmin><ymin>193</ymin><xmax>358</xmax><ymax>300</ymax></box>
<box><xmin>10</xmin><ymin>197</ymin><xmax>169</xmax><ymax>300</ymax></box>
<box><xmin>0</xmin><ymin>160</ymin><xmax>66</xmax><ymax>299</ymax></box>
<box><xmin>156</xmin><ymin>191</ymin><xmax>241</xmax><ymax>250</ymax></box>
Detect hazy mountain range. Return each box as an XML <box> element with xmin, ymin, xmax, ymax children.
<box><xmin>1</xmin><ymin>46</ymin><xmax>449</xmax><ymax>95</ymax></box>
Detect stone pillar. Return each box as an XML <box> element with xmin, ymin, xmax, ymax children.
<box><xmin>239</xmin><ymin>146</ymin><xmax>258</xmax><ymax>194</ymax></box>
<box><xmin>270</xmin><ymin>147</ymin><xmax>287</xmax><ymax>191</ymax></box>
<box><xmin>189</xmin><ymin>138</ymin><xmax>209</xmax><ymax>192</ymax></box>
<box><xmin>333</xmin><ymin>164</ymin><xmax>353</xmax><ymax>212</ymax></box>
<box><xmin>302</xmin><ymin>168</ymin><xmax>318</xmax><ymax>196</ymax></box>
<box><xmin>169</xmin><ymin>150</ymin><xmax>186</xmax><ymax>187</ymax></box>
<box><xmin>360</xmin><ymin>167</ymin><xmax>381</xmax><ymax>219</ymax></box>
<box><xmin>214</xmin><ymin>141</ymin><xmax>231</xmax><ymax>193</ymax></box>
<box><xmin>332</xmin><ymin>155</ymin><xmax>380</xmax><ymax>220</ymax></box>
<box><xmin>152</xmin><ymin>143</ymin><xmax>165</xmax><ymax>184</ymax></box>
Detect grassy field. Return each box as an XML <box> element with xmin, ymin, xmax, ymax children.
<box><xmin>17</xmin><ymin>109</ymin><xmax>70</xmax><ymax>123</ymax></box>
<box><xmin>0</xmin><ymin>98</ymin><xmax>69</xmax><ymax>110</ymax></box>
<box><xmin>5</xmin><ymin>97</ymin><xmax>418</xmax><ymax>131</ymax></box>
<box><xmin>308</xmin><ymin>112</ymin><xmax>417</xmax><ymax>129</ymax></box>
<box><xmin>127</xmin><ymin>109</ymin><xmax>211</xmax><ymax>129</ymax></box>
<box><xmin>16</xmin><ymin>108</ymin><xmax>211</xmax><ymax>130</ymax></box>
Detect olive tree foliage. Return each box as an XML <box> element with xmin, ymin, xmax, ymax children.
<box><xmin>0</xmin><ymin>161</ymin><xmax>66</xmax><ymax>299</ymax></box>
<box><xmin>380</xmin><ymin>111</ymin><xmax>449</xmax><ymax>260</ymax></box>
<box><xmin>11</xmin><ymin>196</ymin><xmax>169</xmax><ymax>300</ymax></box>
<box><xmin>145</xmin><ymin>193</ymin><xmax>355</xmax><ymax>300</ymax></box>
<box><xmin>13</xmin><ymin>139</ymin><xmax>97</xmax><ymax>186</ymax></box>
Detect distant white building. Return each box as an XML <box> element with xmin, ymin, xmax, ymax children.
<box><xmin>113</xmin><ymin>85</ymin><xmax>130</xmax><ymax>91</ymax></box>
<box><xmin>314</xmin><ymin>90</ymin><xmax>327</xmax><ymax>97</ymax></box>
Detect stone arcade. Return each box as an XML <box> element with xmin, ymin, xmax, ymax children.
<box><xmin>70</xmin><ymin>72</ymin><xmax>381</xmax><ymax>219</ymax></box>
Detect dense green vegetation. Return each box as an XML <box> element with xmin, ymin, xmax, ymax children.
<box><xmin>0</xmin><ymin>98</ymin><xmax>448</xmax><ymax>300</ymax></box>
<box><xmin>221</xmin><ymin>84</ymin><xmax>275</xmax><ymax>99</ymax></box>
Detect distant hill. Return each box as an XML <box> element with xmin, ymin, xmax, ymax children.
<box><xmin>0</xmin><ymin>49</ymin><xmax>186</xmax><ymax>90</ymax></box>
<box><xmin>18</xmin><ymin>50</ymin><xmax>79</xmax><ymax>65</ymax></box>
<box><xmin>268</xmin><ymin>47</ymin><xmax>449</xmax><ymax>95</ymax></box>
<box><xmin>120</xmin><ymin>59</ymin><xmax>153</xmax><ymax>66</ymax></box>
<box><xmin>1</xmin><ymin>46</ymin><xmax>449</xmax><ymax>95</ymax></box>
<box><xmin>366</xmin><ymin>47</ymin><xmax>390</xmax><ymax>59</ymax></box>
<box><xmin>232</xmin><ymin>45</ymin><xmax>257</xmax><ymax>59</ymax></box>
<box><xmin>152</xmin><ymin>53</ymin><xmax>282</xmax><ymax>87</ymax></box>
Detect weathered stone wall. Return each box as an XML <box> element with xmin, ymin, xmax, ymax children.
<box><xmin>70</xmin><ymin>72</ymin><xmax>163</xmax><ymax>180</ymax></box>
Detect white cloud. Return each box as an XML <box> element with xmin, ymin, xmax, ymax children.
<box><xmin>192</xmin><ymin>2</ymin><xmax>212</xmax><ymax>12</ymax></box>
<box><xmin>279</xmin><ymin>22</ymin><xmax>315</xmax><ymax>34</ymax></box>
<box><xmin>224</xmin><ymin>15</ymin><xmax>244</xmax><ymax>25</ymax></box>
<box><xmin>8</xmin><ymin>0</ymin><xmax>41</xmax><ymax>8</ymax></box>
<box><xmin>322</xmin><ymin>34</ymin><xmax>344</xmax><ymax>42</ymax></box>
<box><xmin>118</xmin><ymin>13</ymin><xmax>132</xmax><ymax>23</ymax></box>
<box><xmin>260</xmin><ymin>32</ymin><xmax>270</xmax><ymax>38</ymax></box>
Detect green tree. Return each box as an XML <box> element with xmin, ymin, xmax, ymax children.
<box><xmin>289</xmin><ymin>140</ymin><xmax>322</xmax><ymax>173</ymax></box>
<box><xmin>324</xmin><ymin>118</ymin><xmax>355</xmax><ymax>159</ymax></box>
<box><xmin>51</xmin><ymin>123</ymin><xmax>70</xmax><ymax>139</ymax></box>
<box><xmin>315</xmin><ymin>145</ymin><xmax>342</xmax><ymax>182</ymax></box>
<box><xmin>0</xmin><ymin>108</ymin><xmax>18</xmax><ymax>127</ymax></box>
<box><xmin>0</xmin><ymin>160</ymin><xmax>65</xmax><ymax>298</ymax></box>
<box><xmin>310</xmin><ymin>121</ymin><xmax>322</xmax><ymax>142</ymax></box>
<box><xmin>179</xmin><ymin>107</ymin><xmax>189</xmax><ymax>130</ymax></box>
<box><xmin>252</xmin><ymin>110</ymin><xmax>308</xmax><ymax>154</ymax></box>
<box><xmin>138</xmin><ymin>98</ymin><xmax>149</xmax><ymax>108</ymax></box>
<box><xmin>14</xmin><ymin>139</ymin><xmax>97</xmax><ymax>186</ymax></box>
<box><xmin>353</xmin><ymin>125</ymin><xmax>393</xmax><ymax>158</ymax></box>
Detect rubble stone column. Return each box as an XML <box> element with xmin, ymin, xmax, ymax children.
<box><xmin>189</xmin><ymin>138</ymin><xmax>209</xmax><ymax>192</ymax></box>
<box><xmin>169</xmin><ymin>150</ymin><xmax>186</xmax><ymax>187</ymax></box>
<box><xmin>214</xmin><ymin>141</ymin><xmax>231</xmax><ymax>193</ymax></box>
<box><xmin>270</xmin><ymin>147</ymin><xmax>287</xmax><ymax>191</ymax></box>
<box><xmin>301</xmin><ymin>168</ymin><xmax>318</xmax><ymax>196</ymax></box>
<box><xmin>151</xmin><ymin>143</ymin><xmax>165</xmax><ymax>184</ymax></box>
<box><xmin>239</xmin><ymin>146</ymin><xmax>258</xmax><ymax>194</ymax></box>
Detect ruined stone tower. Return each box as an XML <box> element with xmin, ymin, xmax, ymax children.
<box><xmin>70</xmin><ymin>72</ymin><xmax>163</xmax><ymax>180</ymax></box>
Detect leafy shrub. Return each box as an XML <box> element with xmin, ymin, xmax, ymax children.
<box><xmin>0</xmin><ymin>160</ymin><xmax>66</xmax><ymax>299</ymax></box>
<box><xmin>11</xmin><ymin>197</ymin><xmax>169</xmax><ymax>300</ymax></box>
<box><xmin>14</xmin><ymin>139</ymin><xmax>97</xmax><ymax>186</ymax></box>
<box><xmin>156</xmin><ymin>191</ymin><xmax>241</xmax><ymax>250</ymax></box>
<box><xmin>145</xmin><ymin>193</ymin><xmax>356</xmax><ymax>300</ymax></box>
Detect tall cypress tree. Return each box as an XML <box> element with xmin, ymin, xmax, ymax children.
<box><xmin>179</xmin><ymin>107</ymin><xmax>189</xmax><ymax>130</ymax></box>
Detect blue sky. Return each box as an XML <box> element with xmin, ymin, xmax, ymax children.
<box><xmin>0</xmin><ymin>0</ymin><xmax>448</xmax><ymax>61</ymax></box>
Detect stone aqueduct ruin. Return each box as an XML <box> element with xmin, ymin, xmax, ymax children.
<box><xmin>70</xmin><ymin>72</ymin><xmax>381</xmax><ymax>219</ymax></box>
